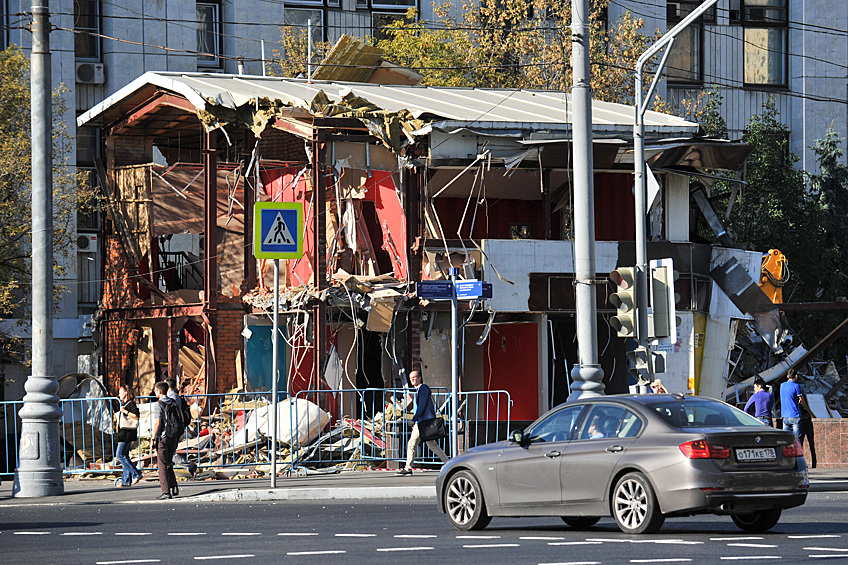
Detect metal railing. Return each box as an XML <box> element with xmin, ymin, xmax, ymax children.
<box><xmin>0</xmin><ymin>388</ymin><xmax>511</xmax><ymax>478</ymax></box>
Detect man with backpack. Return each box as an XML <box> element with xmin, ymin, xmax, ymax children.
<box><xmin>165</xmin><ymin>378</ymin><xmax>198</xmax><ymax>487</ymax></box>
<box><xmin>150</xmin><ymin>381</ymin><xmax>182</xmax><ymax>499</ymax></box>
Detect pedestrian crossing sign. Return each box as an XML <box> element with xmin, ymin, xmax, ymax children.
<box><xmin>254</xmin><ymin>202</ymin><xmax>304</xmax><ymax>259</ymax></box>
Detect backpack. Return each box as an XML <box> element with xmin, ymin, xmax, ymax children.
<box><xmin>159</xmin><ymin>398</ymin><xmax>185</xmax><ymax>439</ymax></box>
<box><xmin>178</xmin><ymin>395</ymin><xmax>192</xmax><ymax>428</ymax></box>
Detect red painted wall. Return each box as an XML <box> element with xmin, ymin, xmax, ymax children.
<box><xmin>483</xmin><ymin>323</ymin><xmax>538</xmax><ymax>421</ymax></box>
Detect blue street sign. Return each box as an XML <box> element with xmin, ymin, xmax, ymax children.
<box><xmin>254</xmin><ymin>202</ymin><xmax>304</xmax><ymax>259</ymax></box>
<box><xmin>417</xmin><ymin>280</ymin><xmax>453</xmax><ymax>300</ymax></box>
<box><xmin>455</xmin><ymin>280</ymin><xmax>482</xmax><ymax>300</ymax></box>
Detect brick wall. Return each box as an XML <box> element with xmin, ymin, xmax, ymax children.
<box><xmin>215</xmin><ymin>301</ymin><xmax>246</xmax><ymax>392</ymax></box>
<box><xmin>257</xmin><ymin>128</ymin><xmax>308</xmax><ymax>162</ymax></box>
<box><xmin>101</xmin><ymin>237</ymin><xmax>141</xmax><ymax>394</ymax></box>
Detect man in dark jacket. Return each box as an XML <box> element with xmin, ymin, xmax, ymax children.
<box><xmin>150</xmin><ymin>382</ymin><xmax>179</xmax><ymax>499</ymax></box>
<box><xmin>397</xmin><ymin>371</ymin><xmax>448</xmax><ymax>476</ymax></box>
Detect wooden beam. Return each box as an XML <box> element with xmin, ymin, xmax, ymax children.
<box><xmin>109</xmin><ymin>93</ymin><xmax>196</xmax><ymax>136</ymax></box>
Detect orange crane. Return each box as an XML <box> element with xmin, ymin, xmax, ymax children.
<box><xmin>759</xmin><ymin>249</ymin><xmax>789</xmax><ymax>304</ymax></box>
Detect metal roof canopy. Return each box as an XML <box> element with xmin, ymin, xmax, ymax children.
<box><xmin>78</xmin><ymin>72</ymin><xmax>701</xmax><ymax>150</ymax></box>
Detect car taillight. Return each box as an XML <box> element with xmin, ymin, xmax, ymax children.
<box><xmin>679</xmin><ymin>439</ymin><xmax>731</xmax><ymax>459</ymax></box>
<box><xmin>783</xmin><ymin>441</ymin><xmax>804</xmax><ymax>458</ymax></box>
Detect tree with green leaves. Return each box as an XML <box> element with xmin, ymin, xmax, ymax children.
<box><xmin>0</xmin><ymin>46</ymin><xmax>97</xmax><ymax>366</ymax></box>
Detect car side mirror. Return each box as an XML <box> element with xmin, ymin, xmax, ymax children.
<box><xmin>510</xmin><ymin>429</ymin><xmax>526</xmax><ymax>445</ymax></box>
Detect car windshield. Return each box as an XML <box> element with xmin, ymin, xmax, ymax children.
<box><xmin>651</xmin><ymin>399</ymin><xmax>762</xmax><ymax>428</ymax></box>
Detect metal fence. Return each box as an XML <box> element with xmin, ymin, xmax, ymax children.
<box><xmin>0</xmin><ymin>388</ymin><xmax>511</xmax><ymax>478</ymax></box>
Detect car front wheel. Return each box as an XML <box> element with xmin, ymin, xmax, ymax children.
<box><xmin>731</xmin><ymin>509</ymin><xmax>782</xmax><ymax>533</ymax></box>
<box><xmin>444</xmin><ymin>470</ymin><xmax>491</xmax><ymax>531</ymax></box>
<box><xmin>612</xmin><ymin>472</ymin><xmax>665</xmax><ymax>534</ymax></box>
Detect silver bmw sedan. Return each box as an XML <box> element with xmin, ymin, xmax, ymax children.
<box><xmin>436</xmin><ymin>393</ymin><xmax>808</xmax><ymax>534</ymax></box>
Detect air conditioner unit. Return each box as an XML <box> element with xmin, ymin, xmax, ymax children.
<box><xmin>77</xmin><ymin>233</ymin><xmax>98</xmax><ymax>251</ymax></box>
<box><xmin>75</xmin><ymin>62</ymin><xmax>105</xmax><ymax>85</ymax></box>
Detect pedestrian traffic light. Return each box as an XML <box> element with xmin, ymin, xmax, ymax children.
<box><xmin>610</xmin><ymin>267</ymin><xmax>638</xmax><ymax>338</ymax></box>
<box><xmin>626</xmin><ymin>346</ymin><xmax>652</xmax><ymax>384</ymax></box>
<box><xmin>649</xmin><ymin>258</ymin><xmax>680</xmax><ymax>341</ymax></box>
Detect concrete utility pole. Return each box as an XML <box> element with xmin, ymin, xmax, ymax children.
<box><xmin>15</xmin><ymin>0</ymin><xmax>64</xmax><ymax>497</ymax></box>
<box><xmin>633</xmin><ymin>0</ymin><xmax>718</xmax><ymax>357</ymax></box>
<box><xmin>568</xmin><ymin>0</ymin><xmax>604</xmax><ymax>400</ymax></box>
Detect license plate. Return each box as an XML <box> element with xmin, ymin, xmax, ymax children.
<box><xmin>736</xmin><ymin>447</ymin><xmax>776</xmax><ymax>462</ymax></box>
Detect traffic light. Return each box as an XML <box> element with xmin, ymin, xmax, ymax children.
<box><xmin>609</xmin><ymin>267</ymin><xmax>638</xmax><ymax>338</ymax></box>
<box><xmin>649</xmin><ymin>258</ymin><xmax>680</xmax><ymax>341</ymax></box>
<box><xmin>626</xmin><ymin>346</ymin><xmax>652</xmax><ymax>384</ymax></box>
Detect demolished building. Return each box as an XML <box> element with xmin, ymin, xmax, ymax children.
<box><xmin>77</xmin><ymin>70</ymin><xmax>765</xmax><ymax>431</ymax></box>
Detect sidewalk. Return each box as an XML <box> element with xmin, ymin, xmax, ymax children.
<box><xmin>0</xmin><ymin>467</ymin><xmax>844</xmax><ymax>507</ymax></box>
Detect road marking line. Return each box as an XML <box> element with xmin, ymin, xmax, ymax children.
<box><xmin>286</xmin><ymin>550</ymin><xmax>346</xmax><ymax>556</ymax></box>
<box><xmin>456</xmin><ymin>535</ymin><xmax>501</xmax><ymax>539</ymax></box>
<box><xmin>194</xmin><ymin>555</ymin><xmax>255</xmax><ymax>561</ymax></box>
<box><xmin>521</xmin><ymin>537</ymin><xmax>566</xmax><ymax>540</ymax></box>
<box><xmin>630</xmin><ymin>557</ymin><xmax>692</xmax><ymax>563</ymax></box>
<box><xmin>651</xmin><ymin>541</ymin><xmax>703</xmax><ymax>545</ymax></box>
<box><xmin>538</xmin><ymin>562</ymin><xmax>601</xmax><ymax>565</ymax></box>
<box><xmin>809</xmin><ymin>555</ymin><xmax>848</xmax><ymax>559</ymax></box>
<box><xmin>62</xmin><ymin>532</ymin><xmax>103</xmax><ymax>536</ymax></box>
<box><xmin>221</xmin><ymin>533</ymin><xmax>261</xmax><ymax>536</ymax></box>
<box><xmin>790</xmin><ymin>535</ymin><xmax>841</xmax><ymax>539</ymax></box>
<box><xmin>335</xmin><ymin>533</ymin><xmax>376</xmax><ymax>537</ymax></box>
<box><xmin>115</xmin><ymin>533</ymin><xmax>153</xmax><ymax>536</ymax></box>
<box><xmin>13</xmin><ymin>532</ymin><xmax>50</xmax><ymax>535</ymax></box>
<box><xmin>376</xmin><ymin>547</ymin><xmax>434</xmax><ymax>552</ymax></box>
<box><xmin>548</xmin><ymin>542</ymin><xmax>604</xmax><ymax>546</ymax></box>
<box><xmin>278</xmin><ymin>533</ymin><xmax>319</xmax><ymax>536</ymax></box>
<box><xmin>168</xmin><ymin>533</ymin><xmax>208</xmax><ymax>536</ymax></box>
<box><xmin>394</xmin><ymin>534</ymin><xmax>437</xmax><ymax>538</ymax></box>
<box><xmin>727</xmin><ymin>544</ymin><xmax>778</xmax><ymax>548</ymax></box>
<box><xmin>96</xmin><ymin>560</ymin><xmax>161</xmax><ymax>564</ymax></box>
<box><xmin>804</xmin><ymin>548</ymin><xmax>848</xmax><ymax>552</ymax></box>
<box><xmin>711</xmin><ymin>537</ymin><xmax>764</xmax><ymax>541</ymax></box>
<box><xmin>719</xmin><ymin>557</ymin><xmax>781</xmax><ymax>561</ymax></box>
<box><xmin>463</xmin><ymin>543</ymin><xmax>520</xmax><ymax>548</ymax></box>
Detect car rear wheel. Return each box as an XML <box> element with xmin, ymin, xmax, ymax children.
<box><xmin>444</xmin><ymin>470</ymin><xmax>491</xmax><ymax>531</ymax></box>
<box><xmin>612</xmin><ymin>472</ymin><xmax>665</xmax><ymax>534</ymax></box>
<box><xmin>731</xmin><ymin>509</ymin><xmax>782</xmax><ymax>533</ymax></box>
<box><xmin>561</xmin><ymin>516</ymin><xmax>600</xmax><ymax>530</ymax></box>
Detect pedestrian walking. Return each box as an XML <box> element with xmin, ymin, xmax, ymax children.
<box><xmin>744</xmin><ymin>377</ymin><xmax>775</xmax><ymax>427</ymax></box>
<box><xmin>151</xmin><ymin>382</ymin><xmax>179</xmax><ymax>499</ymax></box>
<box><xmin>165</xmin><ymin>377</ymin><xmax>198</xmax><ymax>484</ymax></box>
<box><xmin>799</xmin><ymin>403</ymin><xmax>817</xmax><ymax>468</ymax></box>
<box><xmin>780</xmin><ymin>369</ymin><xmax>804</xmax><ymax>438</ymax></box>
<box><xmin>114</xmin><ymin>386</ymin><xmax>142</xmax><ymax>487</ymax></box>
<box><xmin>396</xmin><ymin>371</ymin><xmax>448</xmax><ymax>476</ymax></box>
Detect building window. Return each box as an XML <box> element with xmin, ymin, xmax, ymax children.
<box><xmin>743</xmin><ymin>0</ymin><xmax>787</xmax><ymax>86</ymax></box>
<box><xmin>74</xmin><ymin>0</ymin><xmax>100</xmax><ymax>60</ymax></box>
<box><xmin>666</xmin><ymin>1</ymin><xmax>713</xmax><ymax>84</ymax></box>
<box><xmin>371</xmin><ymin>0</ymin><xmax>415</xmax><ymax>9</ymax></box>
<box><xmin>197</xmin><ymin>2</ymin><xmax>221</xmax><ymax>67</ymax></box>
<box><xmin>284</xmin><ymin>9</ymin><xmax>324</xmax><ymax>49</ymax></box>
<box><xmin>372</xmin><ymin>12</ymin><xmax>410</xmax><ymax>42</ymax></box>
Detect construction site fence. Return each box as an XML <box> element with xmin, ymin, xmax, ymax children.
<box><xmin>0</xmin><ymin>388</ymin><xmax>511</xmax><ymax>477</ymax></box>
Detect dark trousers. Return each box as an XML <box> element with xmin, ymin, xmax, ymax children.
<box><xmin>800</xmin><ymin>418</ymin><xmax>817</xmax><ymax>468</ymax></box>
<box><xmin>157</xmin><ymin>436</ymin><xmax>179</xmax><ymax>493</ymax></box>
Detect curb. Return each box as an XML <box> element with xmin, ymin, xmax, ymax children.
<box><xmin>174</xmin><ymin>485</ymin><xmax>437</xmax><ymax>503</ymax></box>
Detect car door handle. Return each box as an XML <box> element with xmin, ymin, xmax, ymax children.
<box><xmin>606</xmin><ymin>445</ymin><xmax>623</xmax><ymax>453</ymax></box>
<box><xmin>545</xmin><ymin>451</ymin><xmax>561</xmax><ymax>458</ymax></box>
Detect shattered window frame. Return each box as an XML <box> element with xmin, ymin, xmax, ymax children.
<box><xmin>74</xmin><ymin>0</ymin><xmax>101</xmax><ymax>61</ymax></box>
<box><xmin>742</xmin><ymin>0</ymin><xmax>787</xmax><ymax>87</ymax></box>
<box><xmin>666</xmin><ymin>1</ymin><xmax>714</xmax><ymax>86</ymax></box>
<box><xmin>284</xmin><ymin>7</ymin><xmax>325</xmax><ymax>48</ymax></box>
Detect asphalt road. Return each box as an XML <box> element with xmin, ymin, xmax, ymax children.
<box><xmin>3</xmin><ymin>492</ymin><xmax>848</xmax><ymax>565</ymax></box>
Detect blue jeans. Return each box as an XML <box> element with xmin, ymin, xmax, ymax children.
<box><xmin>116</xmin><ymin>442</ymin><xmax>141</xmax><ymax>485</ymax></box>
<box><xmin>783</xmin><ymin>417</ymin><xmax>801</xmax><ymax>439</ymax></box>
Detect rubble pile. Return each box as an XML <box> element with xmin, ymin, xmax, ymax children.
<box><xmin>83</xmin><ymin>394</ymin><xmax>419</xmax><ymax>479</ymax></box>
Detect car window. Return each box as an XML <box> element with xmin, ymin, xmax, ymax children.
<box><xmin>618</xmin><ymin>410</ymin><xmax>643</xmax><ymax>438</ymax></box>
<box><xmin>527</xmin><ymin>405</ymin><xmax>584</xmax><ymax>443</ymax></box>
<box><xmin>651</xmin><ymin>399</ymin><xmax>762</xmax><ymax>428</ymax></box>
<box><xmin>577</xmin><ymin>405</ymin><xmax>627</xmax><ymax>440</ymax></box>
